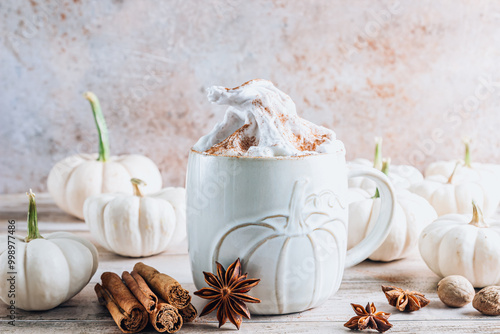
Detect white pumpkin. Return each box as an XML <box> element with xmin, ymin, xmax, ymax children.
<box><xmin>424</xmin><ymin>138</ymin><xmax>500</xmax><ymax>217</ymax></box>
<box><xmin>84</xmin><ymin>179</ymin><xmax>186</xmax><ymax>257</ymax></box>
<box><xmin>348</xmin><ymin>160</ymin><xmax>437</xmax><ymax>262</ymax></box>
<box><xmin>212</xmin><ymin>179</ymin><xmax>346</xmax><ymax>314</ymax></box>
<box><xmin>349</xmin><ymin>138</ymin><xmax>423</xmax><ymax>192</ymax></box>
<box><xmin>410</xmin><ymin>163</ymin><xmax>497</xmax><ymax>217</ymax></box>
<box><xmin>419</xmin><ymin>202</ymin><xmax>500</xmax><ymax>287</ymax></box>
<box><xmin>0</xmin><ymin>191</ymin><xmax>98</xmax><ymax>311</ymax></box>
<box><xmin>47</xmin><ymin>92</ymin><xmax>162</xmax><ymax>220</ymax></box>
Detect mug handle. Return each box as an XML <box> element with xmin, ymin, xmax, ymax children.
<box><xmin>344</xmin><ymin>167</ymin><xmax>396</xmax><ymax>268</ymax></box>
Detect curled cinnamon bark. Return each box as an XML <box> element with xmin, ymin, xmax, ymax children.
<box><xmin>134</xmin><ymin>262</ymin><xmax>191</xmax><ymax>309</ymax></box>
<box><xmin>150</xmin><ymin>298</ymin><xmax>183</xmax><ymax>333</ymax></box>
<box><xmin>95</xmin><ymin>272</ymin><xmax>148</xmax><ymax>333</ymax></box>
<box><xmin>122</xmin><ymin>271</ymin><xmax>158</xmax><ymax>313</ymax></box>
<box><xmin>178</xmin><ymin>303</ymin><xmax>197</xmax><ymax>323</ymax></box>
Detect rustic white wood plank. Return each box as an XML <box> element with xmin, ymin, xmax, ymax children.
<box><xmin>1</xmin><ymin>254</ymin><xmax>491</xmax><ymax>322</ymax></box>
<box><xmin>2</xmin><ymin>319</ymin><xmax>500</xmax><ymax>333</ymax></box>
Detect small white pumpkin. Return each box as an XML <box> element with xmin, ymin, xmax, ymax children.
<box><xmin>0</xmin><ymin>191</ymin><xmax>99</xmax><ymax>311</ymax></box>
<box><xmin>419</xmin><ymin>202</ymin><xmax>500</xmax><ymax>288</ymax></box>
<box><xmin>84</xmin><ymin>179</ymin><xmax>186</xmax><ymax>257</ymax></box>
<box><xmin>349</xmin><ymin>138</ymin><xmax>423</xmax><ymax>192</ymax></box>
<box><xmin>423</xmin><ymin>138</ymin><xmax>500</xmax><ymax>217</ymax></box>
<box><xmin>348</xmin><ymin>159</ymin><xmax>437</xmax><ymax>262</ymax></box>
<box><xmin>410</xmin><ymin>163</ymin><xmax>497</xmax><ymax>217</ymax></box>
<box><xmin>47</xmin><ymin>92</ymin><xmax>162</xmax><ymax>220</ymax></box>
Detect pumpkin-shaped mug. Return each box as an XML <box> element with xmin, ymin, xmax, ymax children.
<box><xmin>186</xmin><ymin>149</ymin><xmax>395</xmax><ymax>314</ymax></box>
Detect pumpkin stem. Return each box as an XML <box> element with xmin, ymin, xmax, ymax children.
<box><xmin>373</xmin><ymin>137</ymin><xmax>383</xmax><ymax>170</ymax></box>
<box><xmin>25</xmin><ymin>189</ymin><xmax>43</xmax><ymax>242</ymax></box>
<box><xmin>469</xmin><ymin>201</ymin><xmax>488</xmax><ymax>228</ymax></box>
<box><xmin>373</xmin><ymin>158</ymin><xmax>390</xmax><ymax>199</ymax></box>
<box><xmin>381</xmin><ymin>158</ymin><xmax>390</xmax><ymax>175</ymax></box>
<box><xmin>131</xmin><ymin>178</ymin><xmax>146</xmax><ymax>197</ymax></box>
<box><xmin>463</xmin><ymin>136</ymin><xmax>471</xmax><ymax>168</ymax></box>
<box><xmin>286</xmin><ymin>179</ymin><xmax>308</xmax><ymax>234</ymax></box>
<box><xmin>447</xmin><ymin>162</ymin><xmax>461</xmax><ymax>184</ymax></box>
<box><xmin>84</xmin><ymin>92</ymin><xmax>110</xmax><ymax>162</ymax></box>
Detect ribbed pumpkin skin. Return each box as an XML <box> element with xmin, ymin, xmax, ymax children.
<box><xmin>419</xmin><ymin>214</ymin><xmax>500</xmax><ymax>288</ymax></box>
<box><xmin>48</xmin><ymin>153</ymin><xmax>162</xmax><ymax>220</ymax></box>
<box><xmin>84</xmin><ymin>187</ymin><xmax>186</xmax><ymax>257</ymax></box>
<box><xmin>0</xmin><ymin>232</ymin><xmax>98</xmax><ymax>311</ymax></box>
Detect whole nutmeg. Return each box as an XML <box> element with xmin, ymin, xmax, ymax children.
<box><xmin>473</xmin><ymin>286</ymin><xmax>500</xmax><ymax>315</ymax></box>
<box><xmin>437</xmin><ymin>275</ymin><xmax>475</xmax><ymax>308</ymax></box>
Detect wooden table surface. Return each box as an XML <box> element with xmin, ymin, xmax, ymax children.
<box><xmin>1</xmin><ymin>193</ymin><xmax>499</xmax><ymax>334</ymax></box>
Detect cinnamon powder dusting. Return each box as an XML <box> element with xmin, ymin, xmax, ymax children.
<box><xmin>226</xmin><ymin>80</ymin><xmax>255</xmax><ymax>91</ymax></box>
<box><xmin>252</xmin><ymin>99</ymin><xmax>273</xmax><ymax>115</ymax></box>
<box><xmin>204</xmin><ymin>116</ymin><xmax>331</xmax><ymax>156</ymax></box>
<box><xmin>295</xmin><ymin>133</ymin><xmax>331</xmax><ymax>152</ymax></box>
<box><xmin>205</xmin><ymin>124</ymin><xmax>258</xmax><ymax>155</ymax></box>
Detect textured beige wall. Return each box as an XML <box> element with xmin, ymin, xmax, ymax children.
<box><xmin>2</xmin><ymin>0</ymin><xmax>500</xmax><ymax>194</ymax></box>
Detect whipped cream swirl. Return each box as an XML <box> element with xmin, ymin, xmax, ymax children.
<box><xmin>193</xmin><ymin>79</ymin><xmax>344</xmax><ymax>157</ymax></box>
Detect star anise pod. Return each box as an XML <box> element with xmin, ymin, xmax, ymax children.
<box><xmin>344</xmin><ymin>302</ymin><xmax>393</xmax><ymax>333</ymax></box>
<box><xmin>194</xmin><ymin>258</ymin><xmax>261</xmax><ymax>329</ymax></box>
<box><xmin>382</xmin><ymin>285</ymin><xmax>430</xmax><ymax>312</ymax></box>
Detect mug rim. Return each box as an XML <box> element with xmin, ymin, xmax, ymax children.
<box><xmin>189</xmin><ymin>148</ymin><xmax>345</xmax><ymax>160</ymax></box>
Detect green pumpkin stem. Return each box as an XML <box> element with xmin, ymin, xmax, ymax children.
<box><xmin>373</xmin><ymin>137</ymin><xmax>383</xmax><ymax>170</ymax></box>
<box><xmin>84</xmin><ymin>92</ymin><xmax>110</xmax><ymax>162</ymax></box>
<box><xmin>25</xmin><ymin>189</ymin><xmax>43</xmax><ymax>242</ymax></box>
<box><xmin>469</xmin><ymin>201</ymin><xmax>488</xmax><ymax>228</ymax></box>
<box><xmin>373</xmin><ymin>158</ymin><xmax>390</xmax><ymax>199</ymax></box>
<box><xmin>463</xmin><ymin>137</ymin><xmax>471</xmax><ymax>168</ymax></box>
<box><xmin>447</xmin><ymin>162</ymin><xmax>461</xmax><ymax>184</ymax></box>
<box><xmin>381</xmin><ymin>158</ymin><xmax>390</xmax><ymax>175</ymax></box>
<box><xmin>131</xmin><ymin>178</ymin><xmax>146</xmax><ymax>197</ymax></box>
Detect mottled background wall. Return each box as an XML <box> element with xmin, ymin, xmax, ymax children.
<box><xmin>2</xmin><ymin>0</ymin><xmax>500</xmax><ymax>194</ymax></box>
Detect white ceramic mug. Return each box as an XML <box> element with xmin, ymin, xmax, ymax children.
<box><xmin>186</xmin><ymin>149</ymin><xmax>395</xmax><ymax>315</ymax></box>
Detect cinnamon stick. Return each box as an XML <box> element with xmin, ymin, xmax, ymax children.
<box><xmin>134</xmin><ymin>262</ymin><xmax>191</xmax><ymax>309</ymax></box>
<box><xmin>95</xmin><ymin>272</ymin><xmax>148</xmax><ymax>333</ymax></box>
<box><xmin>122</xmin><ymin>271</ymin><xmax>158</xmax><ymax>313</ymax></box>
<box><xmin>178</xmin><ymin>303</ymin><xmax>197</xmax><ymax>323</ymax></box>
<box><xmin>150</xmin><ymin>298</ymin><xmax>183</xmax><ymax>333</ymax></box>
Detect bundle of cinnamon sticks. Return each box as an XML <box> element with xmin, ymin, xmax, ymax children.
<box><xmin>95</xmin><ymin>262</ymin><xmax>197</xmax><ymax>333</ymax></box>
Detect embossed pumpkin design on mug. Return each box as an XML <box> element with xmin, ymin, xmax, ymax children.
<box><xmin>187</xmin><ymin>80</ymin><xmax>396</xmax><ymax>315</ymax></box>
<box><xmin>213</xmin><ymin>179</ymin><xmax>346</xmax><ymax>314</ymax></box>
